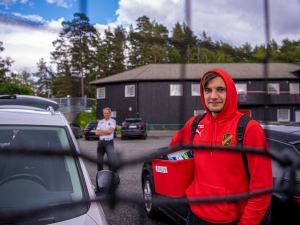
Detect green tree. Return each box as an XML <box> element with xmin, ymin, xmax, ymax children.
<box><xmin>51</xmin><ymin>13</ymin><xmax>98</xmax><ymax>97</ymax></box>
<box><xmin>0</xmin><ymin>41</ymin><xmax>14</xmax><ymax>85</ymax></box>
<box><xmin>0</xmin><ymin>83</ymin><xmax>33</xmax><ymax>95</ymax></box>
<box><xmin>32</xmin><ymin>58</ymin><xmax>56</xmax><ymax>97</ymax></box>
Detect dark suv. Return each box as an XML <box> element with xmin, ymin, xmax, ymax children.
<box><xmin>141</xmin><ymin>124</ymin><xmax>300</xmax><ymax>225</ymax></box>
<box><xmin>84</xmin><ymin>121</ymin><xmax>117</xmax><ymax>140</ymax></box>
<box><xmin>121</xmin><ymin>118</ymin><xmax>147</xmax><ymax>140</ymax></box>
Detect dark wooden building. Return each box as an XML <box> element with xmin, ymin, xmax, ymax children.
<box><xmin>90</xmin><ymin>63</ymin><xmax>300</xmax><ymax>128</ymax></box>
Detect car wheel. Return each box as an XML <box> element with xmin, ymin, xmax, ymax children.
<box><xmin>85</xmin><ymin>137</ymin><xmax>89</xmax><ymax>140</ymax></box>
<box><xmin>143</xmin><ymin>174</ymin><xmax>159</xmax><ymax>218</ymax></box>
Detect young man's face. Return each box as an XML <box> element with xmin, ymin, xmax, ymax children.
<box><xmin>203</xmin><ymin>76</ymin><xmax>227</xmax><ymax>117</ymax></box>
<box><xmin>103</xmin><ymin>109</ymin><xmax>110</xmax><ymax>120</ymax></box>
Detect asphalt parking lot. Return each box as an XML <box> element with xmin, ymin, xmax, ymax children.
<box><xmin>77</xmin><ymin>134</ymin><xmax>176</xmax><ymax>225</ymax></box>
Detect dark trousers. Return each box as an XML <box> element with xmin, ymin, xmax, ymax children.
<box><xmin>97</xmin><ymin>140</ymin><xmax>115</xmax><ymax>172</ymax></box>
<box><xmin>186</xmin><ymin>208</ymin><xmax>238</xmax><ymax>225</ymax></box>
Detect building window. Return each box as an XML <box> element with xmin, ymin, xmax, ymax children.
<box><xmin>97</xmin><ymin>87</ymin><xmax>105</xmax><ymax>99</ymax></box>
<box><xmin>170</xmin><ymin>84</ymin><xmax>182</xmax><ymax>96</ymax></box>
<box><xmin>194</xmin><ymin>110</ymin><xmax>206</xmax><ymax>116</ymax></box>
<box><xmin>191</xmin><ymin>84</ymin><xmax>200</xmax><ymax>96</ymax></box>
<box><xmin>111</xmin><ymin>111</ymin><xmax>116</xmax><ymax>118</ymax></box>
<box><xmin>235</xmin><ymin>83</ymin><xmax>247</xmax><ymax>94</ymax></box>
<box><xmin>277</xmin><ymin>109</ymin><xmax>290</xmax><ymax>122</ymax></box>
<box><xmin>267</xmin><ymin>83</ymin><xmax>280</xmax><ymax>94</ymax></box>
<box><xmin>290</xmin><ymin>83</ymin><xmax>299</xmax><ymax>94</ymax></box>
<box><xmin>125</xmin><ymin>85</ymin><xmax>135</xmax><ymax>97</ymax></box>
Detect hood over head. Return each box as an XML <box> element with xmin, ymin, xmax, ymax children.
<box><xmin>200</xmin><ymin>68</ymin><xmax>238</xmax><ymax>119</ymax></box>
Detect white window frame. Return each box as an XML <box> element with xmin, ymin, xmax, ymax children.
<box><xmin>111</xmin><ymin>111</ymin><xmax>116</xmax><ymax>118</ymax></box>
<box><xmin>277</xmin><ymin>109</ymin><xmax>290</xmax><ymax>122</ymax></box>
<box><xmin>125</xmin><ymin>85</ymin><xmax>135</xmax><ymax>97</ymax></box>
<box><xmin>194</xmin><ymin>110</ymin><xmax>206</xmax><ymax>116</ymax></box>
<box><xmin>267</xmin><ymin>83</ymin><xmax>280</xmax><ymax>94</ymax></box>
<box><xmin>235</xmin><ymin>83</ymin><xmax>247</xmax><ymax>94</ymax></box>
<box><xmin>191</xmin><ymin>84</ymin><xmax>200</xmax><ymax>96</ymax></box>
<box><xmin>290</xmin><ymin>83</ymin><xmax>299</xmax><ymax>94</ymax></box>
<box><xmin>96</xmin><ymin>87</ymin><xmax>105</xmax><ymax>99</ymax></box>
<box><xmin>170</xmin><ymin>84</ymin><xmax>182</xmax><ymax>96</ymax></box>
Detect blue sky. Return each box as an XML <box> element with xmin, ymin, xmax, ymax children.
<box><xmin>0</xmin><ymin>0</ymin><xmax>119</xmax><ymax>26</ymax></box>
<box><xmin>0</xmin><ymin>0</ymin><xmax>299</xmax><ymax>74</ymax></box>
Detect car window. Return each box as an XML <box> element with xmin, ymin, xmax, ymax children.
<box><xmin>0</xmin><ymin>125</ymin><xmax>88</xmax><ymax>223</ymax></box>
<box><xmin>267</xmin><ymin>138</ymin><xmax>300</xmax><ymax>187</ymax></box>
<box><xmin>126</xmin><ymin>119</ymin><xmax>142</xmax><ymax>123</ymax></box>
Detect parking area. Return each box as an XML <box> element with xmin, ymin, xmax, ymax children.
<box><xmin>78</xmin><ymin>135</ymin><xmax>175</xmax><ymax>225</ymax></box>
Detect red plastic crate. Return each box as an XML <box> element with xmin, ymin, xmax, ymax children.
<box><xmin>151</xmin><ymin>158</ymin><xmax>195</xmax><ymax>197</ymax></box>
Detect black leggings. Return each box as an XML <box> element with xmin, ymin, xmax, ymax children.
<box><xmin>186</xmin><ymin>208</ymin><xmax>238</xmax><ymax>225</ymax></box>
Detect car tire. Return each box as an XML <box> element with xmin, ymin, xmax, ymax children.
<box><xmin>143</xmin><ymin>174</ymin><xmax>159</xmax><ymax>218</ymax></box>
<box><xmin>85</xmin><ymin>137</ymin><xmax>89</xmax><ymax>140</ymax></box>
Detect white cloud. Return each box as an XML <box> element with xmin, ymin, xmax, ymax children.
<box><xmin>46</xmin><ymin>0</ymin><xmax>72</xmax><ymax>8</ymax></box>
<box><xmin>1</xmin><ymin>19</ymin><xmax>62</xmax><ymax>73</ymax></box>
<box><xmin>12</xmin><ymin>12</ymin><xmax>45</xmax><ymax>22</ymax></box>
<box><xmin>99</xmin><ymin>0</ymin><xmax>300</xmax><ymax>48</ymax></box>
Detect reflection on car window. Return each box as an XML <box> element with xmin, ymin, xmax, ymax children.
<box><xmin>0</xmin><ymin>125</ymin><xmax>87</xmax><ymax>223</ymax></box>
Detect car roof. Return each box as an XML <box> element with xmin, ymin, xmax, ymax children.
<box><xmin>0</xmin><ymin>108</ymin><xmax>67</xmax><ymax>126</ymax></box>
<box><xmin>125</xmin><ymin>118</ymin><xmax>143</xmax><ymax>121</ymax></box>
<box><xmin>261</xmin><ymin>124</ymin><xmax>300</xmax><ymax>144</ymax></box>
<box><xmin>0</xmin><ymin>94</ymin><xmax>59</xmax><ymax>111</ymax></box>
<box><xmin>0</xmin><ymin>94</ymin><xmax>66</xmax><ymax>126</ymax></box>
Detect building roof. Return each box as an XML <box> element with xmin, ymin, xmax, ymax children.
<box><xmin>90</xmin><ymin>63</ymin><xmax>300</xmax><ymax>85</ymax></box>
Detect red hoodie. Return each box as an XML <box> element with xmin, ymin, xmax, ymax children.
<box><xmin>169</xmin><ymin>68</ymin><xmax>272</xmax><ymax>225</ymax></box>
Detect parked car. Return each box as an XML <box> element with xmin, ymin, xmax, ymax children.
<box><xmin>0</xmin><ymin>94</ymin><xmax>119</xmax><ymax>224</ymax></box>
<box><xmin>84</xmin><ymin>121</ymin><xmax>98</xmax><ymax>140</ymax></box>
<box><xmin>141</xmin><ymin>124</ymin><xmax>300</xmax><ymax>225</ymax></box>
<box><xmin>121</xmin><ymin>118</ymin><xmax>147</xmax><ymax>140</ymax></box>
<box><xmin>69</xmin><ymin>122</ymin><xmax>83</xmax><ymax>139</ymax></box>
<box><xmin>84</xmin><ymin>121</ymin><xmax>117</xmax><ymax>140</ymax></box>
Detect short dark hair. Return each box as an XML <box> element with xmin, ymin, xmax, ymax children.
<box><xmin>202</xmin><ymin>73</ymin><xmax>220</xmax><ymax>89</ymax></box>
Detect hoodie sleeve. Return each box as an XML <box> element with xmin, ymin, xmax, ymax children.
<box><xmin>238</xmin><ymin>120</ymin><xmax>273</xmax><ymax>225</ymax></box>
<box><xmin>169</xmin><ymin>116</ymin><xmax>196</xmax><ymax>148</ymax></box>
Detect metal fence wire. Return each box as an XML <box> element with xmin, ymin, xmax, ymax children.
<box><xmin>1</xmin><ymin>0</ymin><xmax>300</xmax><ymax>223</ymax></box>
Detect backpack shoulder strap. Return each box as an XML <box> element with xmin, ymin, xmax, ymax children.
<box><xmin>190</xmin><ymin>113</ymin><xmax>206</xmax><ymax>141</ymax></box>
<box><xmin>237</xmin><ymin>114</ymin><xmax>252</xmax><ymax>182</ymax></box>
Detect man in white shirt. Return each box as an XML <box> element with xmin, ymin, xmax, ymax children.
<box><xmin>96</xmin><ymin>107</ymin><xmax>116</xmax><ymax>172</ymax></box>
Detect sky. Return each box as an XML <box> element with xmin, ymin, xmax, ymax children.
<box><xmin>0</xmin><ymin>0</ymin><xmax>299</xmax><ymax>74</ymax></box>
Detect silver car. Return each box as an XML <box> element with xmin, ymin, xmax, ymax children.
<box><xmin>0</xmin><ymin>95</ymin><xmax>119</xmax><ymax>224</ymax></box>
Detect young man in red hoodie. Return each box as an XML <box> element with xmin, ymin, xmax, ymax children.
<box><xmin>169</xmin><ymin>69</ymin><xmax>273</xmax><ymax>225</ymax></box>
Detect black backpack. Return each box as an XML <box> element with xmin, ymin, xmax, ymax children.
<box><xmin>189</xmin><ymin>113</ymin><xmax>272</xmax><ymax>225</ymax></box>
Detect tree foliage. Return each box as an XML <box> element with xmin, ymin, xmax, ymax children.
<box><xmin>1</xmin><ymin>14</ymin><xmax>300</xmax><ymax>98</ymax></box>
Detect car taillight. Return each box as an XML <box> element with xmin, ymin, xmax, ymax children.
<box><xmin>122</xmin><ymin>124</ymin><xmax>128</xmax><ymax>129</ymax></box>
<box><xmin>84</xmin><ymin>128</ymin><xmax>89</xmax><ymax>132</ymax></box>
<box><xmin>138</xmin><ymin>124</ymin><xmax>144</xmax><ymax>129</ymax></box>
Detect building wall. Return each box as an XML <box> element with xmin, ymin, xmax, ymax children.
<box><xmin>95</xmin><ymin>79</ymin><xmax>300</xmax><ymax>126</ymax></box>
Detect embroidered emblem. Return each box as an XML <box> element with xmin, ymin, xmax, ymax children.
<box><xmin>222</xmin><ymin>133</ymin><xmax>233</xmax><ymax>146</ymax></box>
<box><xmin>108</xmin><ymin>123</ymin><xmax>111</xmax><ymax>125</ymax></box>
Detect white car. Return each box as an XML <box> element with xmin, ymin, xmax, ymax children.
<box><xmin>0</xmin><ymin>94</ymin><xmax>119</xmax><ymax>224</ymax></box>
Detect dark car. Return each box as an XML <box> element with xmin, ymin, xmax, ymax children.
<box><xmin>141</xmin><ymin>124</ymin><xmax>300</xmax><ymax>225</ymax></box>
<box><xmin>121</xmin><ymin>118</ymin><xmax>147</xmax><ymax>140</ymax></box>
<box><xmin>84</xmin><ymin>122</ymin><xmax>99</xmax><ymax>140</ymax></box>
<box><xmin>84</xmin><ymin>121</ymin><xmax>117</xmax><ymax>140</ymax></box>
<box><xmin>69</xmin><ymin>122</ymin><xmax>83</xmax><ymax>139</ymax></box>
